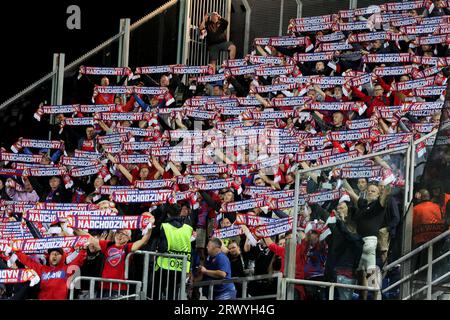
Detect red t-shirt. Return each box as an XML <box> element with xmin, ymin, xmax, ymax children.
<box><xmin>99</xmin><ymin>240</ymin><xmax>133</xmax><ymax>291</ymax></box>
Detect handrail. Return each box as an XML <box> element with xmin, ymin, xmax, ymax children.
<box><xmin>0</xmin><ymin>0</ymin><xmax>180</xmax><ymax>111</ymax></box>
<box><xmin>283</xmin><ymin>278</ymin><xmax>381</xmax><ymax>292</ymax></box>
<box><xmin>124</xmin><ymin>249</ymin><xmax>189</xmax><ymax>279</ymax></box>
<box><xmin>282</xmin><ymin>278</ymin><xmax>382</xmax><ymax>300</ymax></box>
<box><xmin>382</xmin><ymin>250</ymin><xmax>450</xmax><ymax>293</ymax></box>
<box><xmin>0</xmin><ymin>70</ymin><xmax>57</xmax><ymax>111</ymax></box>
<box><xmin>69</xmin><ymin>275</ymin><xmax>142</xmax><ymax>300</ymax></box>
<box><xmin>192</xmin><ymin>272</ymin><xmax>282</xmax><ymax>287</ymax></box>
<box><xmin>193</xmin><ymin>272</ymin><xmax>282</xmax><ymax>300</ymax></box>
<box><xmin>383</xmin><ymin>230</ymin><xmax>450</xmax><ymax>272</ymax></box>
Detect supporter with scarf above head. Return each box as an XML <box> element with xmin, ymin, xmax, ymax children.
<box><xmin>1</xmin><ymin>245</ymin><xmax>86</xmax><ymax>300</ymax></box>
<box><xmin>73</xmin><ymin>212</ymin><xmax>154</xmax><ymax>299</ymax></box>
<box><xmin>263</xmin><ymin>233</ymin><xmax>306</xmax><ymax>300</ymax></box>
<box><xmin>5</xmin><ymin>177</ymin><xmax>39</xmax><ymax>203</ymax></box>
<box><xmin>77</xmin><ymin>125</ymin><xmax>97</xmax><ymax>152</ymax></box>
<box><xmin>342</xmin><ymin>178</ymin><xmax>392</xmax><ymax>300</ymax></box>
<box><xmin>28</xmin><ymin>175</ymin><xmax>70</xmax><ymax>203</ymax></box>
<box><xmin>199</xmin><ymin>12</ymin><xmax>236</xmax><ymax>68</ymax></box>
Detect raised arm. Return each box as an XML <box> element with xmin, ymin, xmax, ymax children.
<box><xmin>258</xmin><ymin>170</ymin><xmax>281</xmax><ymax>190</ymax></box>
<box><xmin>342</xmin><ymin>179</ymin><xmax>359</xmax><ymax>204</ymax></box>
<box><xmin>131</xmin><ymin>226</ymin><xmax>153</xmax><ymax>251</ymax></box>
<box><xmin>106</xmin><ymin>152</ymin><xmax>134</xmax><ymax>183</ymax></box>
<box><xmin>379</xmin><ymin>183</ymin><xmax>391</xmax><ymax>208</ymax></box>
<box><xmin>199</xmin><ymin>14</ymin><xmax>209</xmax><ymax>31</ymax></box>
<box><xmin>151</xmin><ymin>156</ymin><xmax>165</xmax><ymax>175</ymax></box>
<box><xmin>299</xmin><ymin>162</ymin><xmax>319</xmax><ymax>184</ymax></box>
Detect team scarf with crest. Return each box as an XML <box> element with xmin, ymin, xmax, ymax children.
<box><xmin>171</xmin><ymin>65</ymin><xmax>214</xmax><ymax>74</ymax></box>
<box><xmin>0</xmin><ymin>269</ymin><xmax>40</xmax><ymax>285</ymax></box>
<box><xmin>11</xmin><ymin>236</ymin><xmax>90</xmax><ymax>254</ymax></box>
<box><xmin>97</xmin><ymin>185</ymin><xmax>135</xmax><ymax>195</ymax></box>
<box><xmin>79</xmin><ymin>66</ymin><xmax>133</xmax><ymax>78</ymax></box>
<box><xmin>222</xmin><ymin>58</ymin><xmax>248</xmax><ymax>68</ymax></box>
<box><xmin>134</xmin><ymin>179</ymin><xmax>174</xmax><ymax>189</ymax></box>
<box><xmin>0</xmin><ymin>152</ymin><xmax>43</xmax><ymax>164</ymax></box>
<box><xmin>115</xmin><ymin>154</ymin><xmax>149</xmax><ymax>164</ymax></box>
<box><xmin>97</xmin><ymin>133</ymin><xmax>130</xmax><ymax>145</ymax></box>
<box><xmin>60</xmin><ymin>118</ymin><xmax>95</xmax><ymax>130</ymax></box>
<box><xmin>212</xmin><ymin>225</ymin><xmax>244</xmax><ymax>239</ymax></box>
<box><xmin>34</xmin><ymin>203</ymin><xmax>99</xmax><ymax>210</ymax></box>
<box><xmin>11</xmin><ymin>139</ymin><xmax>64</xmax><ymax>154</ymax></box>
<box><xmin>246</xmin><ymin>54</ymin><xmax>284</xmax><ymax>65</ymax></box>
<box><xmin>111</xmin><ymin>189</ymin><xmax>173</xmax><ymax>203</ymax></box>
<box><xmin>253</xmin><ymin>218</ymin><xmax>293</xmax><ymax>239</ymax></box>
<box><xmin>186</xmin><ymin>164</ymin><xmax>228</xmax><ymax>175</ymax></box>
<box><xmin>23</xmin><ymin>209</ymin><xmax>117</xmax><ymax>224</ymax></box>
<box><xmin>69</xmin><ymin>164</ymin><xmax>104</xmax><ymax>178</ymax></box>
<box><xmin>135</xmin><ymin>65</ymin><xmax>173</xmax><ymax>74</ymax></box>
<box><xmin>65</xmin><ymin>215</ymin><xmax>152</xmax><ymax>230</ymax></box>
<box><xmin>115</xmin><ymin>127</ymin><xmax>156</xmax><ymax>139</ymax></box>
<box><xmin>59</xmin><ymin>156</ymin><xmax>99</xmax><ymax>167</ymax></box>
<box><xmin>221</xmin><ymin>198</ymin><xmax>267</xmax><ymax>213</ymax></box>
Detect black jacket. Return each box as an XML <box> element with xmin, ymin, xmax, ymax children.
<box><xmin>326</xmin><ymin>219</ymin><xmax>364</xmax><ymax>280</ymax></box>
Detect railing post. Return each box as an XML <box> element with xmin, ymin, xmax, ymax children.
<box><xmin>295</xmin><ymin>0</ymin><xmax>303</xmax><ymax>18</ymax></box>
<box><xmin>242</xmin><ymin>280</ymin><xmax>248</xmax><ymax>299</ymax></box>
<box><xmin>401</xmin><ymin>140</ymin><xmax>415</xmax><ymax>299</ymax></box>
<box><xmin>180</xmin><ymin>0</ymin><xmax>191</xmax><ymax>65</ymax></box>
<box><xmin>118</xmin><ymin>18</ymin><xmax>130</xmax><ymax>85</ymax></box>
<box><xmin>241</xmin><ymin>0</ymin><xmax>251</xmax><ymax>54</ymax></box>
<box><xmin>279</xmin><ymin>0</ymin><xmax>285</xmax><ymax>36</ymax></box>
<box><xmin>427</xmin><ymin>246</ymin><xmax>433</xmax><ymax>300</ymax></box>
<box><xmin>285</xmin><ymin>170</ymin><xmax>301</xmax><ymax>300</ymax></box>
<box><xmin>328</xmin><ymin>285</ymin><xmax>335</xmax><ymax>301</ymax></box>
<box><xmin>176</xmin><ymin>0</ymin><xmax>186</xmax><ymax>64</ymax></box>
<box><xmin>89</xmin><ymin>279</ymin><xmax>96</xmax><ymax>299</ymax></box>
<box><xmin>179</xmin><ymin>255</ymin><xmax>188</xmax><ymax>300</ymax></box>
<box><xmin>49</xmin><ymin>53</ymin><xmax>65</xmax><ymax>143</ymax></box>
<box><xmin>142</xmin><ymin>252</ymin><xmax>150</xmax><ymax>299</ymax></box>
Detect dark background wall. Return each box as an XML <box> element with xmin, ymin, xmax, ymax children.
<box><xmin>0</xmin><ymin>0</ymin><xmax>171</xmax><ymax>146</ymax></box>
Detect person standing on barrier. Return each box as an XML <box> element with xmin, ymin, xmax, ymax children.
<box><xmin>199</xmin><ymin>12</ymin><xmax>236</xmax><ymax>68</ymax></box>
<box><xmin>198</xmin><ymin>238</ymin><xmax>236</xmax><ymax>300</ymax></box>
<box><xmin>77</xmin><ymin>213</ymin><xmax>155</xmax><ymax>299</ymax></box>
<box><xmin>154</xmin><ymin>204</ymin><xmax>193</xmax><ymax>300</ymax></box>
<box><xmin>343</xmin><ymin>179</ymin><xmax>392</xmax><ymax>300</ymax></box>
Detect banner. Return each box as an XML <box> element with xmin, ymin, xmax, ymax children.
<box><xmin>12</xmin><ymin>236</ymin><xmax>90</xmax><ymax>253</ymax></box>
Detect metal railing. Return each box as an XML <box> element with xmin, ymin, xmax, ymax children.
<box><xmin>124</xmin><ymin>250</ymin><xmax>189</xmax><ymax>300</ymax></box>
<box><xmin>192</xmin><ymin>272</ymin><xmax>283</xmax><ymax>300</ymax></box>
<box><xmin>382</xmin><ymin>230</ymin><xmax>450</xmax><ymax>300</ymax></box>
<box><xmin>279</xmin><ymin>278</ymin><xmax>382</xmax><ymax>300</ymax></box>
<box><xmin>284</xmin><ymin>123</ymin><xmax>449</xmax><ymax>299</ymax></box>
<box><xmin>68</xmin><ymin>276</ymin><xmax>143</xmax><ymax>300</ymax></box>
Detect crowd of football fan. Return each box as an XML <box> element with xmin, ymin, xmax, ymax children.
<box><xmin>0</xmin><ymin>0</ymin><xmax>449</xmax><ymax>300</ymax></box>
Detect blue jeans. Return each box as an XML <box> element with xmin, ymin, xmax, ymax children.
<box><xmin>214</xmin><ymin>290</ymin><xmax>237</xmax><ymax>300</ymax></box>
<box><xmin>336</xmin><ymin>275</ymin><xmax>356</xmax><ymax>300</ymax></box>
